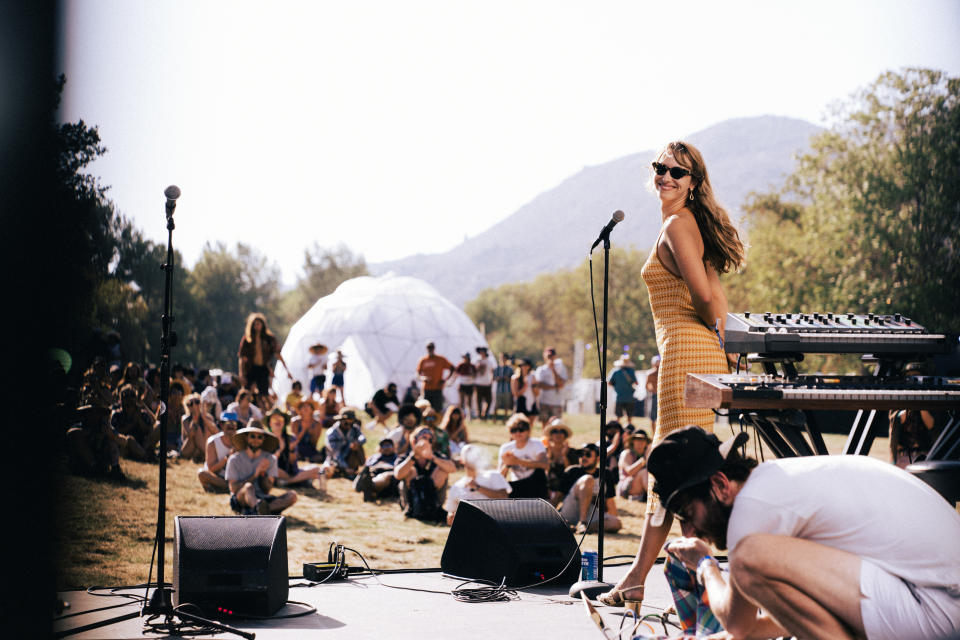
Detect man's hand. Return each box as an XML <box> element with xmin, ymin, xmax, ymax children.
<box><xmin>665</xmin><ymin>536</ymin><xmax>712</xmax><ymax>571</ymax></box>
<box><xmin>501</xmin><ymin>450</ymin><xmax>518</xmax><ymax>465</ymax></box>
<box><xmin>254</xmin><ymin>458</ymin><xmax>271</xmax><ymax>477</ymax></box>
<box><xmin>414</xmin><ymin>439</ymin><xmax>434</xmax><ymax>460</ymax></box>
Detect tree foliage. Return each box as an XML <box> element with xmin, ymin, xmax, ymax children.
<box><xmin>728</xmin><ymin>68</ymin><xmax>960</xmax><ymax>335</ymax></box>
<box><xmin>466</xmin><ymin>249</ymin><xmax>658</xmax><ymax>377</ymax></box>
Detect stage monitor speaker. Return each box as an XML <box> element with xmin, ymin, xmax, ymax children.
<box><xmin>441</xmin><ymin>498</ymin><xmax>581</xmax><ymax>587</ymax></box>
<box><xmin>173</xmin><ymin>515</ymin><xmax>288</xmax><ymax>617</ymax></box>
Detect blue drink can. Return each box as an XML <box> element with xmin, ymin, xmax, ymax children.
<box><xmin>581</xmin><ymin>550</ymin><xmax>598</xmax><ymax>581</ymax></box>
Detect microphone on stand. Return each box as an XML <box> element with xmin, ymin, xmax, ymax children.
<box><xmin>590</xmin><ymin>210</ymin><xmax>625</xmax><ymax>252</ymax></box>
<box><xmin>164</xmin><ymin>185</ymin><xmax>181</xmax><ymax>216</ymax></box>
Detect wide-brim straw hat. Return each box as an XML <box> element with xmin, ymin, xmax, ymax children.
<box><xmin>232</xmin><ymin>421</ymin><xmax>279</xmax><ymax>453</ymax></box>
<box><xmin>544</xmin><ymin>417</ymin><xmax>572</xmax><ymax>438</ymax></box>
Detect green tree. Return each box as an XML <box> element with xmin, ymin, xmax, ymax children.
<box><xmin>729</xmin><ymin>68</ymin><xmax>960</xmax><ymax>337</ymax></box>
<box><xmin>182</xmin><ymin>242</ymin><xmax>282</xmax><ymax>368</ymax></box>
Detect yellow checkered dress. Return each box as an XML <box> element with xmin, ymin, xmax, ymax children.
<box><xmin>641</xmin><ymin>247</ymin><xmax>728</xmax><ymax>514</ymax></box>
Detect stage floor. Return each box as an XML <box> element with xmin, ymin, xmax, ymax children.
<box><xmin>54</xmin><ymin>564</ymin><xmax>682</xmax><ymax>639</ymax></box>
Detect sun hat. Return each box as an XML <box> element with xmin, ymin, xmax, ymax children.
<box><xmin>545</xmin><ymin>417</ymin><xmax>572</xmax><ymax>438</ymax></box>
<box><xmin>647</xmin><ymin>425</ymin><xmax>748</xmax><ymax>526</ymax></box>
<box><xmin>265</xmin><ymin>406</ymin><xmax>290</xmax><ymax>426</ymax></box>
<box><xmin>232</xmin><ymin>420</ymin><xmax>280</xmax><ymax>453</ymax></box>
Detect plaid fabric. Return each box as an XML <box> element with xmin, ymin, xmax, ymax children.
<box><xmin>663</xmin><ymin>556</ymin><xmax>724</xmax><ymax>638</ymax></box>
<box><xmin>640</xmin><ymin>250</ymin><xmax>728</xmax><ymax>516</ymax></box>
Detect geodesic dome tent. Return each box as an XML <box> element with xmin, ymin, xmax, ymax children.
<box><xmin>273</xmin><ymin>274</ymin><xmax>488</xmax><ymax>409</ymax></box>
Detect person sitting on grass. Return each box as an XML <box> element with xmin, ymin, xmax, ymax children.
<box><xmin>542</xmin><ymin>417</ymin><xmax>577</xmax><ymax>506</ymax></box>
<box><xmin>197</xmin><ymin>411</ymin><xmax>239</xmax><ymax>492</ymax></box>
<box><xmin>354</xmin><ymin>438</ymin><xmax>401</xmax><ymax>502</ymax></box>
<box><xmin>265</xmin><ymin>407</ymin><xmax>329</xmax><ymax>490</ymax></box>
<box><xmin>110</xmin><ymin>384</ymin><xmax>158</xmax><ymax>461</ymax></box>
<box><xmin>66</xmin><ymin>404</ymin><xmax>123</xmax><ymax>479</ymax></box>
<box><xmin>556</xmin><ymin>443</ymin><xmax>622</xmax><ymax>534</ymax></box>
<box><xmin>225</xmin><ymin>421</ymin><xmax>297</xmax><ymax>515</ymax></box>
<box><xmin>284</xmin><ymin>380</ymin><xmax>304</xmax><ymax>413</ymax></box>
<box><xmin>616</xmin><ymin>430</ymin><xmax>651</xmax><ymax>500</ymax></box>
<box><xmin>291</xmin><ymin>397</ymin><xmax>326</xmax><ymax>463</ymax></box>
<box><xmin>387</xmin><ymin>404</ymin><xmax>422</xmax><ymax>457</ymax></box>
<box><xmin>365</xmin><ymin>382</ymin><xmax>400</xmax><ymax>430</ymax></box>
<box><xmin>180</xmin><ymin>392</ymin><xmax>218</xmax><ymax>463</ymax></box>
<box><xmin>394</xmin><ymin>426</ymin><xmax>456</xmax><ymax>523</ymax></box>
<box><xmin>439</xmin><ymin>405</ymin><xmax>469</xmax><ymax>459</ymax></box>
<box><xmin>443</xmin><ymin>444</ymin><xmax>510</xmax><ymax>525</ymax></box>
<box><xmin>225</xmin><ymin>388</ymin><xmax>263</xmax><ymax>426</ymax></box>
<box><xmin>325</xmin><ymin>409</ymin><xmax>367</xmax><ymax>478</ymax></box>
<box><xmin>498</xmin><ymin>413</ymin><xmax>548</xmax><ymax>499</ymax></box>
<box><xmin>158</xmin><ymin>380</ymin><xmax>188</xmax><ymax>454</ymax></box>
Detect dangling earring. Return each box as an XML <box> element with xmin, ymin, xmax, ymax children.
<box><xmin>688</xmin><ymin>189</ymin><xmax>695</xmax><ymax>201</ymax></box>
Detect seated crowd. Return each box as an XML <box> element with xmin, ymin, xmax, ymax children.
<box><xmin>64</xmin><ymin>348</ymin><xmax>650</xmax><ymax>531</ymax></box>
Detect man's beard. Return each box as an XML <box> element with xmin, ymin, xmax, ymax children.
<box><xmin>248</xmin><ymin>442</ymin><xmax>262</xmax><ymax>453</ymax></box>
<box><xmin>698</xmin><ymin>494</ymin><xmax>733</xmax><ymax>550</ymax></box>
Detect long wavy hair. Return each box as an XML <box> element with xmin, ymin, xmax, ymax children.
<box><xmin>661</xmin><ymin>141</ymin><xmax>744</xmax><ymax>274</ymax></box>
<box><xmin>243</xmin><ymin>312</ymin><xmax>274</xmax><ymax>342</ymax></box>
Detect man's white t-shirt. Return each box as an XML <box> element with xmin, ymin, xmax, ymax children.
<box><xmin>473</xmin><ymin>355</ymin><xmax>496</xmax><ymax>386</ymax></box>
<box><xmin>443</xmin><ymin>469</ymin><xmax>512</xmax><ymax>515</ymax></box>
<box><xmin>535</xmin><ymin>360</ymin><xmax>567</xmax><ymax>406</ymax></box>
<box><xmin>727</xmin><ymin>455</ymin><xmax>960</xmax><ymax>594</ymax></box>
<box><xmin>498</xmin><ymin>439</ymin><xmax>546</xmax><ymax>481</ymax></box>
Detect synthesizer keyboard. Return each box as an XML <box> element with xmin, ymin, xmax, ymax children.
<box><xmin>685</xmin><ymin>373</ymin><xmax>960</xmax><ymax>411</ymax></box>
<box><xmin>724</xmin><ymin>312</ymin><xmax>953</xmax><ymax>356</ymax></box>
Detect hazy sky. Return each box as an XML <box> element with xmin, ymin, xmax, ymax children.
<box><xmin>59</xmin><ymin>1</ymin><xmax>960</xmax><ymax>286</ymax></box>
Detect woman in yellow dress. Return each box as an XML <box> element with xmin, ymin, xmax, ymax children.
<box><xmin>599</xmin><ymin>140</ymin><xmax>744</xmax><ymax>608</ymax></box>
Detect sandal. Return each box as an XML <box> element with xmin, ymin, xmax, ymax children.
<box><xmin>596</xmin><ymin>584</ymin><xmax>644</xmax><ymax>611</ymax></box>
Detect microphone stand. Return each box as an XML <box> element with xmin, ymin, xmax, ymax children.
<box><xmin>569</xmin><ymin>226</ymin><xmax>615</xmax><ymax>599</ymax></box>
<box><xmin>55</xmin><ymin>189</ymin><xmax>252</xmax><ymax>639</ymax></box>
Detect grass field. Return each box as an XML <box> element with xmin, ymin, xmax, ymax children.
<box><xmin>55</xmin><ymin>413</ymin><xmax>890</xmax><ymax>590</ymax></box>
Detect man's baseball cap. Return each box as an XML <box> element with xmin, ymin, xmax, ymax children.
<box><xmin>647</xmin><ymin>425</ymin><xmax>748</xmax><ymax>526</ymax></box>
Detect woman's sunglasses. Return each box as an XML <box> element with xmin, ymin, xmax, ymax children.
<box><xmin>652</xmin><ymin>162</ymin><xmax>693</xmax><ymax>180</ymax></box>
<box><xmin>510</xmin><ymin>425</ymin><xmax>530</xmax><ymax>434</ymax></box>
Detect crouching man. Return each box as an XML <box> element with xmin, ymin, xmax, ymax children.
<box><xmin>647</xmin><ymin>425</ymin><xmax>960</xmax><ymax>640</ymax></box>
<box><xmin>225</xmin><ymin>421</ymin><xmax>297</xmax><ymax>515</ymax></box>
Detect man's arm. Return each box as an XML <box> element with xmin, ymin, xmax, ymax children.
<box><xmin>394</xmin><ymin>455</ymin><xmax>415</xmax><ymax>481</ymax></box>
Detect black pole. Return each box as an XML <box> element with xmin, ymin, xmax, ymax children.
<box><xmin>596</xmin><ymin>233</ymin><xmax>610</xmax><ymax>582</ymax></box>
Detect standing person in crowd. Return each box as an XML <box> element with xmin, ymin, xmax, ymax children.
<box><xmin>453</xmin><ymin>352</ymin><xmax>476</xmax><ymax>418</ymax></box>
<box><xmin>110</xmin><ymin>384</ymin><xmax>158</xmax><ymax>461</ymax></box>
<box><xmin>394</xmin><ymin>426</ymin><xmax>456</xmax><ymax>522</ymax></box>
<box><xmin>225</xmin><ymin>388</ymin><xmax>263</xmax><ymax>425</ymax></box>
<box><xmin>179</xmin><ymin>392</ymin><xmax>218</xmax><ymax>463</ymax></box>
<box><xmin>290</xmin><ymin>397</ymin><xmax>325</xmax><ymax>463</ymax></box>
<box><xmin>535</xmin><ymin>347</ymin><xmax>567</xmax><ymax>428</ymax></box>
<box><xmin>330</xmin><ymin>350</ymin><xmax>347</xmax><ymax>402</ymax></box>
<box><xmin>325</xmin><ymin>409</ymin><xmax>366</xmax><ymax>478</ymax></box>
<box><xmin>511</xmin><ymin>358</ymin><xmax>537</xmax><ymax>417</ymax></box>
<box><xmin>599</xmin><ymin>140</ymin><xmax>742</xmax><ymax>610</ymax></box>
<box><xmin>225</xmin><ymin>421</ymin><xmax>297</xmax><ymax>515</ymax></box>
<box><xmin>197</xmin><ymin>411</ymin><xmax>239</xmax><ymax>492</ymax></box>
<box><xmin>473</xmin><ymin>346</ymin><xmax>497</xmax><ymax>420</ymax></box>
<box><xmin>651</xmin><ymin>426</ymin><xmax>960</xmax><ymax>640</ymax></box>
<box><xmin>617</xmin><ymin>430</ymin><xmax>651</xmax><ymax>500</ymax></box>
<box><xmin>556</xmin><ymin>443</ymin><xmax>622</xmax><ymax>534</ymax></box>
<box><xmin>416</xmin><ymin>341</ymin><xmax>455</xmax><ymax>412</ymax></box>
<box><xmin>439</xmin><ymin>405</ymin><xmax>469</xmax><ymax>459</ymax></box>
<box><xmin>216</xmin><ymin>372</ymin><xmax>238</xmax><ymax>408</ymax></box>
<box><xmin>306</xmin><ymin>343</ymin><xmax>328</xmax><ymax>397</ymax></box>
<box><xmin>493</xmin><ymin>352</ymin><xmax>514</xmax><ymax>422</ymax></box>
<box><xmin>543</xmin><ymin>417</ymin><xmax>578</xmax><ymax>506</ymax></box>
<box><xmin>498</xmin><ymin>413</ymin><xmax>548</xmax><ymax>499</ymax></box>
<box><xmin>889</xmin><ymin>361</ymin><xmax>939</xmax><ymax>468</ymax></box>
<box><xmin>444</xmin><ymin>444</ymin><xmax>510</xmax><ymax>525</ymax></box>
<box><xmin>237</xmin><ymin>312</ymin><xmax>293</xmax><ymax>409</ymax></box>
<box><xmin>366</xmin><ymin>382</ymin><xmax>400</xmax><ymax>430</ymax></box>
<box><xmin>608</xmin><ymin>354</ymin><xmax>639</xmax><ymax>429</ymax></box>
<box><xmin>645</xmin><ymin>355</ymin><xmax>661</xmax><ymax>433</ymax></box>
<box><xmin>354</xmin><ymin>438</ymin><xmax>401</xmax><ymax>502</ymax></box>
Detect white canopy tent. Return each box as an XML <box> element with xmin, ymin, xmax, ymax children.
<box><xmin>273</xmin><ymin>274</ymin><xmax>488</xmax><ymax>409</ymax></box>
